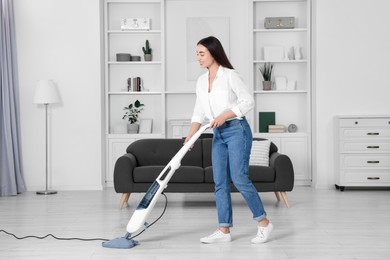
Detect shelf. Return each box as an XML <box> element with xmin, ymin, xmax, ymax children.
<box><xmin>253</xmin><ymin>0</ymin><xmax>307</xmax><ymax>3</ymax></box>
<box><xmin>253</xmin><ymin>28</ymin><xmax>307</xmax><ymax>33</ymax></box>
<box><xmin>108</xmin><ymin>30</ymin><xmax>162</xmax><ymax>34</ymax></box>
<box><xmin>254</xmin><ymin>59</ymin><xmax>307</xmax><ymax>63</ymax></box>
<box><xmin>108</xmin><ymin>91</ymin><xmax>162</xmax><ymax>95</ymax></box>
<box><xmin>108</xmin><ymin>61</ymin><xmax>162</xmax><ymax>65</ymax></box>
<box><xmin>108</xmin><ymin>133</ymin><xmax>163</xmax><ymax>138</ymax></box>
<box><xmin>106</xmin><ymin>0</ymin><xmax>161</xmax><ymax>3</ymax></box>
<box><xmin>253</xmin><ymin>132</ymin><xmax>308</xmax><ymax>138</ymax></box>
<box><xmin>254</xmin><ymin>90</ymin><xmax>307</xmax><ymax>94</ymax></box>
<box><xmin>165</xmin><ymin>91</ymin><xmax>196</xmax><ymax>94</ymax></box>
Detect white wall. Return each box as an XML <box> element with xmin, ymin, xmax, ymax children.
<box><xmin>165</xmin><ymin>0</ymin><xmax>248</xmax><ymax>120</ymax></box>
<box><xmin>312</xmin><ymin>0</ymin><xmax>390</xmax><ymax>188</ymax></box>
<box><xmin>14</xmin><ymin>0</ymin><xmax>103</xmax><ymax>190</ymax></box>
<box><xmin>13</xmin><ymin>0</ymin><xmax>390</xmax><ymax>191</ymax></box>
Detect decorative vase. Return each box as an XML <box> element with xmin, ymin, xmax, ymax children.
<box><xmin>144</xmin><ymin>54</ymin><xmax>152</xmax><ymax>61</ymax></box>
<box><xmin>127</xmin><ymin>124</ymin><xmax>139</xmax><ymax>134</ymax></box>
<box><xmin>262</xmin><ymin>81</ymin><xmax>272</xmax><ymax>91</ymax></box>
<box><xmin>294</xmin><ymin>46</ymin><xmax>302</xmax><ymax>60</ymax></box>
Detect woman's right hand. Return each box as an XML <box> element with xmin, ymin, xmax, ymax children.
<box><xmin>183</xmin><ymin>122</ymin><xmax>201</xmax><ymax>151</ymax></box>
<box><xmin>183</xmin><ymin>135</ymin><xmax>195</xmax><ymax>151</ymax></box>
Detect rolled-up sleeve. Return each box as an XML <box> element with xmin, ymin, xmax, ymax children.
<box><xmin>191</xmin><ymin>95</ymin><xmax>206</xmax><ymax>123</ymax></box>
<box><xmin>191</xmin><ymin>78</ymin><xmax>207</xmax><ymax>123</ymax></box>
<box><xmin>229</xmin><ymin>70</ymin><xmax>254</xmax><ymax>117</ymax></box>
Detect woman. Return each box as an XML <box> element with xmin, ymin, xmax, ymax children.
<box><xmin>184</xmin><ymin>36</ymin><xmax>273</xmax><ymax>244</ymax></box>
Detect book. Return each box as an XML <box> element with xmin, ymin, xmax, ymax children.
<box><xmin>268</xmin><ymin>124</ymin><xmax>285</xmax><ymax>129</ymax></box>
<box><xmin>259</xmin><ymin>112</ymin><xmax>275</xmax><ymax>133</ymax></box>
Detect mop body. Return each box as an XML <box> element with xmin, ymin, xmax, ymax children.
<box><xmin>103</xmin><ymin>123</ymin><xmax>210</xmax><ymax>249</ymax></box>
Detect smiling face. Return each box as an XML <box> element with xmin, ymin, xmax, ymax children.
<box><xmin>196</xmin><ymin>44</ymin><xmax>217</xmax><ymax>69</ymax></box>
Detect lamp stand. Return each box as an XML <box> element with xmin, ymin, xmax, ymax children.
<box><xmin>37</xmin><ymin>103</ymin><xmax>57</xmax><ymax>195</ymax></box>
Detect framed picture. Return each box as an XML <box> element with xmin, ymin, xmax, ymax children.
<box><xmin>186</xmin><ymin>17</ymin><xmax>230</xmax><ymax>80</ymax></box>
<box><xmin>139</xmin><ymin>119</ymin><xmax>153</xmax><ymax>134</ymax></box>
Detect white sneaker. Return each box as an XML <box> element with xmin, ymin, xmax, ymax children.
<box><xmin>200</xmin><ymin>230</ymin><xmax>232</xmax><ymax>244</ymax></box>
<box><xmin>251</xmin><ymin>222</ymin><xmax>274</xmax><ymax>244</ymax></box>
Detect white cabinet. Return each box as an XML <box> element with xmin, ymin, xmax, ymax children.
<box><xmin>249</xmin><ymin>0</ymin><xmax>312</xmax><ymax>183</ymax></box>
<box><xmin>103</xmin><ymin>0</ymin><xmax>165</xmax><ymax>185</ymax></box>
<box><xmin>334</xmin><ymin>116</ymin><xmax>390</xmax><ymax>191</ymax></box>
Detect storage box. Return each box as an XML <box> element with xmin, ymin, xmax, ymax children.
<box><xmin>264</xmin><ymin>17</ymin><xmax>295</xmax><ymax>29</ymax></box>
<box><xmin>121</xmin><ymin>18</ymin><xmax>150</xmax><ymax>30</ymax></box>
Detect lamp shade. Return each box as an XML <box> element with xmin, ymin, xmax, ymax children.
<box><xmin>33</xmin><ymin>80</ymin><xmax>60</xmax><ymax>104</ymax></box>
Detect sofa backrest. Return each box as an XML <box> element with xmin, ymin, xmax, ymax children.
<box><xmin>127</xmin><ymin>139</ymin><xmax>203</xmax><ymax>167</ymax></box>
<box><xmin>201</xmin><ymin>138</ymin><xmax>278</xmax><ymax>168</ymax></box>
<box><xmin>127</xmin><ymin>137</ymin><xmax>278</xmax><ymax>168</ymax></box>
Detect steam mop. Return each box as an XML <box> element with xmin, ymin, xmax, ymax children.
<box><xmin>103</xmin><ymin>123</ymin><xmax>211</xmax><ymax>249</ymax></box>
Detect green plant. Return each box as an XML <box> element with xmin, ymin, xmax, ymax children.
<box><xmin>122</xmin><ymin>100</ymin><xmax>144</xmax><ymax>124</ymax></box>
<box><xmin>142</xmin><ymin>40</ymin><xmax>152</xmax><ymax>55</ymax></box>
<box><xmin>259</xmin><ymin>62</ymin><xmax>274</xmax><ymax>81</ymax></box>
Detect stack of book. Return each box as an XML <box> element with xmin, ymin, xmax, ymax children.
<box><xmin>268</xmin><ymin>125</ymin><xmax>285</xmax><ymax>133</ymax></box>
<box><xmin>127</xmin><ymin>77</ymin><xmax>143</xmax><ymax>92</ymax></box>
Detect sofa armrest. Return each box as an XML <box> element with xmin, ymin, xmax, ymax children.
<box><xmin>113</xmin><ymin>153</ymin><xmax>137</xmax><ymax>193</ymax></box>
<box><xmin>269</xmin><ymin>152</ymin><xmax>294</xmax><ymax>191</ymax></box>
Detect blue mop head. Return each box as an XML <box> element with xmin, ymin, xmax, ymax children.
<box><xmin>102</xmin><ymin>233</ymin><xmax>138</xmax><ymax>249</ymax></box>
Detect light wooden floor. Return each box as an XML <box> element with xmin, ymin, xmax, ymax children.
<box><xmin>1</xmin><ymin>187</ymin><xmax>390</xmax><ymax>260</ymax></box>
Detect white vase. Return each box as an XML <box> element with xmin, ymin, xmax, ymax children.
<box><xmin>127</xmin><ymin>124</ymin><xmax>139</xmax><ymax>134</ymax></box>
<box><xmin>294</xmin><ymin>46</ymin><xmax>302</xmax><ymax>60</ymax></box>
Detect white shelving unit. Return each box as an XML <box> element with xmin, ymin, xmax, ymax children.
<box><xmin>103</xmin><ymin>0</ymin><xmax>165</xmax><ymax>186</ymax></box>
<box><xmin>102</xmin><ymin>0</ymin><xmax>312</xmax><ymax>186</ymax></box>
<box><xmin>249</xmin><ymin>0</ymin><xmax>312</xmax><ymax>184</ymax></box>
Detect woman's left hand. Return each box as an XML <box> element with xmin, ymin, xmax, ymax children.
<box><xmin>210</xmin><ymin>115</ymin><xmax>227</xmax><ymax>128</ymax></box>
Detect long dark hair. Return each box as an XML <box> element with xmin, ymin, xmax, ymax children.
<box><xmin>197</xmin><ymin>36</ymin><xmax>234</xmax><ymax>69</ymax></box>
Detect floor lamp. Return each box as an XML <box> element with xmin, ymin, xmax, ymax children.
<box><xmin>34</xmin><ymin>80</ymin><xmax>60</xmax><ymax>195</ymax></box>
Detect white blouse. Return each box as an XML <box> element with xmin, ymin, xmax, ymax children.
<box><xmin>191</xmin><ymin>66</ymin><xmax>254</xmax><ymax>124</ymax></box>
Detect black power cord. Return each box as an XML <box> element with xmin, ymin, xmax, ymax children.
<box><xmin>0</xmin><ymin>193</ymin><xmax>168</xmax><ymax>242</ymax></box>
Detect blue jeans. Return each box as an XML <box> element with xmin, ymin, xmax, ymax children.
<box><xmin>212</xmin><ymin>118</ymin><xmax>266</xmax><ymax>227</ymax></box>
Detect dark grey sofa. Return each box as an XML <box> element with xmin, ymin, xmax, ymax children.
<box><xmin>114</xmin><ymin>138</ymin><xmax>294</xmax><ymax>209</ymax></box>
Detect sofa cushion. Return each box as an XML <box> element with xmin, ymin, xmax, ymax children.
<box><xmin>205</xmin><ymin>166</ymin><xmax>275</xmax><ymax>183</ymax></box>
<box><xmin>127</xmin><ymin>139</ymin><xmax>203</xmax><ymax>167</ymax></box>
<box><xmin>253</xmin><ymin>138</ymin><xmax>278</xmax><ymax>155</ymax></box>
<box><xmin>202</xmin><ymin>139</ymin><xmax>212</xmax><ymax>168</ymax></box>
<box><xmin>205</xmin><ymin>166</ymin><xmax>214</xmax><ymax>183</ymax></box>
<box><xmin>133</xmin><ymin>166</ymin><xmax>205</xmax><ymax>183</ymax></box>
<box><xmin>249</xmin><ymin>140</ymin><xmax>271</xmax><ymax>166</ymax></box>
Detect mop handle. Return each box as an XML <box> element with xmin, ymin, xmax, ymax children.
<box><xmin>126</xmin><ymin>123</ymin><xmax>211</xmax><ymax>234</ymax></box>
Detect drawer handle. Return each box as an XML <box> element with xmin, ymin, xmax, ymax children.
<box><xmin>367</xmin><ymin>132</ymin><xmax>379</xmax><ymax>136</ymax></box>
<box><xmin>367</xmin><ymin>161</ymin><xmax>380</xmax><ymax>164</ymax></box>
<box><xmin>367</xmin><ymin>146</ymin><xmax>380</xmax><ymax>149</ymax></box>
<box><xmin>367</xmin><ymin>177</ymin><xmax>380</xmax><ymax>180</ymax></box>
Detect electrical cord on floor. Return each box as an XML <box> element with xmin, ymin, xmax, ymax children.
<box><xmin>0</xmin><ymin>192</ymin><xmax>168</xmax><ymax>242</ymax></box>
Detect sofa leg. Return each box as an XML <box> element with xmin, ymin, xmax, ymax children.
<box><xmin>274</xmin><ymin>192</ymin><xmax>281</xmax><ymax>202</ymax></box>
<box><xmin>119</xmin><ymin>193</ymin><xmax>131</xmax><ymax>209</ymax></box>
<box><xmin>280</xmin><ymin>191</ymin><xmax>290</xmax><ymax>208</ymax></box>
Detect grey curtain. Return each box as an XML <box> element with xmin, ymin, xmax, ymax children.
<box><xmin>0</xmin><ymin>0</ymin><xmax>26</xmax><ymax>196</ymax></box>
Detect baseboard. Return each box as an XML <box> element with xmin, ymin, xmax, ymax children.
<box><xmin>26</xmin><ymin>185</ymin><xmax>104</xmax><ymax>191</ymax></box>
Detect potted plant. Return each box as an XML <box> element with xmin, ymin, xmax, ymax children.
<box><xmin>259</xmin><ymin>62</ymin><xmax>274</xmax><ymax>90</ymax></box>
<box><xmin>142</xmin><ymin>40</ymin><xmax>152</xmax><ymax>61</ymax></box>
<box><xmin>122</xmin><ymin>100</ymin><xmax>145</xmax><ymax>133</ymax></box>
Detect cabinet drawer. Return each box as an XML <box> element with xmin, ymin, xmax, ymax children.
<box><xmin>344</xmin><ymin>170</ymin><xmax>390</xmax><ymax>183</ymax></box>
<box><xmin>340</xmin><ymin>128</ymin><xmax>390</xmax><ymax>138</ymax></box>
<box><xmin>339</xmin><ymin>118</ymin><xmax>390</xmax><ymax>127</ymax></box>
<box><xmin>340</xmin><ymin>141</ymin><xmax>390</xmax><ymax>153</ymax></box>
<box><xmin>341</xmin><ymin>154</ymin><xmax>390</xmax><ymax>168</ymax></box>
